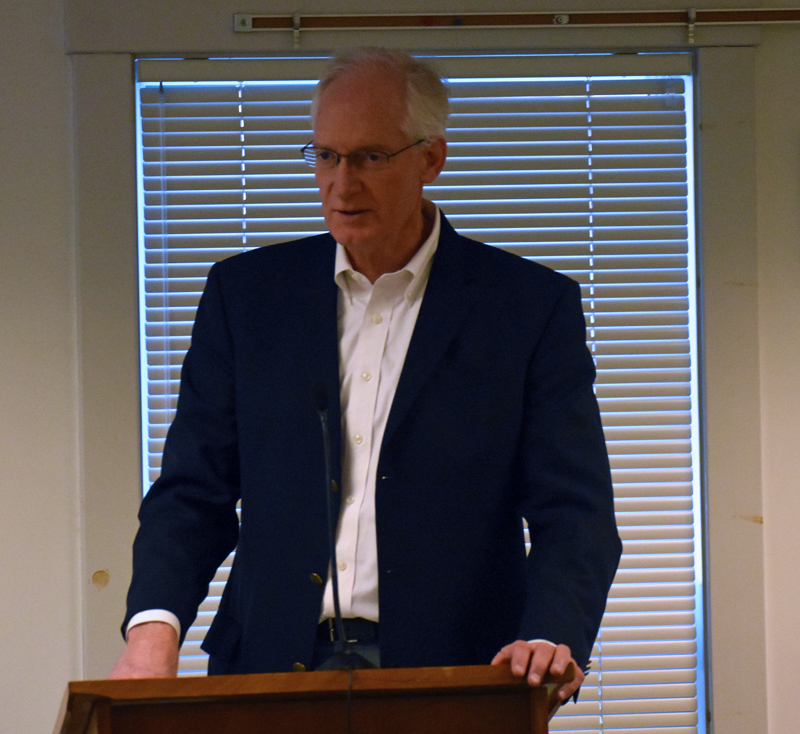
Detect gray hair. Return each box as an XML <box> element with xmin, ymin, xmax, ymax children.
<box><xmin>310</xmin><ymin>47</ymin><xmax>450</xmax><ymax>141</ymax></box>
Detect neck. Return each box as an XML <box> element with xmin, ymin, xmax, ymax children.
<box><xmin>345</xmin><ymin>201</ymin><xmax>436</xmax><ymax>283</ymax></box>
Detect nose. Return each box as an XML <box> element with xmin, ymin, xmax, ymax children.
<box><xmin>329</xmin><ymin>157</ymin><xmax>362</xmax><ymax>195</ymax></box>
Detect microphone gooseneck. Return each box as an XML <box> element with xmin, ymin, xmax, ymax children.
<box><xmin>311</xmin><ymin>381</ymin><xmax>375</xmax><ymax>671</ymax></box>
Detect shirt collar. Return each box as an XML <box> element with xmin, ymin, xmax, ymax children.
<box><xmin>334</xmin><ymin>207</ymin><xmax>441</xmax><ymax>305</ymax></box>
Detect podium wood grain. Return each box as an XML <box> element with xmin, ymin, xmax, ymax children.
<box><xmin>55</xmin><ymin>664</ymin><xmax>573</xmax><ymax>734</ymax></box>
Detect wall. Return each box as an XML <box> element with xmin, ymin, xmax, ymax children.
<box><xmin>2</xmin><ymin>0</ymin><xmax>799</xmax><ymax>732</ymax></box>
<box><xmin>0</xmin><ymin>1</ymin><xmax>80</xmax><ymax>733</ymax></box>
<box><xmin>696</xmin><ymin>45</ymin><xmax>765</xmax><ymax>732</ymax></box>
<box><xmin>756</xmin><ymin>28</ymin><xmax>800</xmax><ymax>733</ymax></box>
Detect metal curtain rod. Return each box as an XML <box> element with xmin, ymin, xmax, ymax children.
<box><xmin>234</xmin><ymin>9</ymin><xmax>800</xmax><ymax>32</ymax></box>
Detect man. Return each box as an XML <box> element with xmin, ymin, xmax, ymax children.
<box><xmin>111</xmin><ymin>48</ymin><xmax>621</xmax><ymax>704</ymax></box>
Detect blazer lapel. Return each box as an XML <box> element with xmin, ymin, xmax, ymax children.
<box><xmin>383</xmin><ymin>216</ymin><xmax>477</xmax><ymax>445</ymax></box>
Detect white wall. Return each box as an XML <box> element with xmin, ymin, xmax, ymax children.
<box><xmin>755</xmin><ymin>28</ymin><xmax>800</xmax><ymax>733</ymax></box>
<box><xmin>0</xmin><ymin>2</ymin><xmax>81</xmax><ymax>733</ymax></box>
<box><xmin>2</xmin><ymin>1</ymin><xmax>799</xmax><ymax>732</ymax></box>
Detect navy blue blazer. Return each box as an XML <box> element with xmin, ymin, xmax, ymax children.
<box><xmin>124</xmin><ymin>215</ymin><xmax>621</xmax><ymax>674</ymax></box>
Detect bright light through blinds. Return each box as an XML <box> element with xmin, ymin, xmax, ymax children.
<box><xmin>136</xmin><ymin>53</ymin><xmax>704</xmax><ymax>734</ymax></box>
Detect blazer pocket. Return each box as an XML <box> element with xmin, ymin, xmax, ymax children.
<box><xmin>436</xmin><ymin>375</ymin><xmax>513</xmax><ymax>394</ymax></box>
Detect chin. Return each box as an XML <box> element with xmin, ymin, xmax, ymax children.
<box><xmin>326</xmin><ymin>224</ymin><xmax>376</xmax><ymax>250</ymax></box>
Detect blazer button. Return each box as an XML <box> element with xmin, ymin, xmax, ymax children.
<box><xmin>292</xmin><ymin>662</ymin><xmax>307</xmax><ymax>672</ymax></box>
<box><xmin>330</xmin><ymin>479</ymin><xmax>338</xmax><ymax>493</ymax></box>
<box><xmin>310</xmin><ymin>573</ymin><xmax>323</xmax><ymax>586</ymax></box>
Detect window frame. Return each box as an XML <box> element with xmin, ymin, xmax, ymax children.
<box><xmin>73</xmin><ymin>45</ymin><xmax>767</xmax><ymax>733</ymax></box>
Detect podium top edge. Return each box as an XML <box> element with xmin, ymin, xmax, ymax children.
<box><xmin>65</xmin><ymin>663</ymin><xmax>572</xmax><ymax>702</ymax></box>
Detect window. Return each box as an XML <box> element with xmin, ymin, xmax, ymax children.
<box><xmin>136</xmin><ymin>52</ymin><xmax>704</xmax><ymax>733</ymax></box>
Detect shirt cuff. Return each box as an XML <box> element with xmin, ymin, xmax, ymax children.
<box><xmin>126</xmin><ymin>610</ymin><xmax>182</xmax><ymax>642</ymax></box>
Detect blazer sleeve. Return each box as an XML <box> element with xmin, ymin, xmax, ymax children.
<box><xmin>515</xmin><ymin>278</ymin><xmax>622</xmax><ymax>670</ymax></box>
<box><xmin>123</xmin><ymin>262</ymin><xmax>241</xmax><ymax>643</ymax></box>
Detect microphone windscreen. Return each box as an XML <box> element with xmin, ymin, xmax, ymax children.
<box><xmin>308</xmin><ymin>381</ymin><xmax>329</xmax><ymax>413</ymax></box>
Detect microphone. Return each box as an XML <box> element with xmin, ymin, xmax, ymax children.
<box><xmin>308</xmin><ymin>380</ymin><xmax>329</xmax><ymax>414</ymax></box>
<box><xmin>309</xmin><ymin>381</ymin><xmax>375</xmax><ymax>671</ymax></box>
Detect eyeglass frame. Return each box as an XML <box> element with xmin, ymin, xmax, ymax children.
<box><xmin>300</xmin><ymin>139</ymin><xmax>427</xmax><ymax>170</ymax></box>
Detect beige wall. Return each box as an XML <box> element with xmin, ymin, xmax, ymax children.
<box><xmin>0</xmin><ymin>2</ymin><xmax>81</xmax><ymax>733</ymax></box>
<box><xmin>2</xmin><ymin>1</ymin><xmax>799</xmax><ymax>732</ymax></box>
<box><xmin>756</xmin><ymin>27</ymin><xmax>800</xmax><ymax>733</ymax></box>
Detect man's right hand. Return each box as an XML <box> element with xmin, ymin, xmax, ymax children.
<box><xmin>108</xmin><ymin>621</ymin><xmax>179</xmax><ymax>679</ymax></box>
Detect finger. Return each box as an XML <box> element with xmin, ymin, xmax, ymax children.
<box><xmin>490</xmin><ymin>645</ymin><xmax>512</xmax><ymax>666</ymax></box>
<box><xmin>508</xmin><ymin>642</ymin><xmax>535</xmax><ymax>678</ymax></box>
<box><xmin>547</xmin><ymin>644</ymin><xmax>573</xmax><ymax>676</ymax></box>
<box><xmin>554</xmin><ymin>665</ymin><xmax>585</xmax><ymax>702</ymax></box>
<box><xmin>526</xmin><ymin>643</ymin><xmax>556</xmax><ymax>686</ymax></box>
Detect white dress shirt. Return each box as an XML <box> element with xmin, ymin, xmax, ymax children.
<box><xmin>321</xmin><ymin>209</ymin><xmax>441</xmax><ymax>622</ymax></box>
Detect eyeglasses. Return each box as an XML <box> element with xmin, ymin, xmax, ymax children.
<box><xmin>301</xmin><ymin>139</ymin><xmax>426</xmax><ymax>171</ymax></box>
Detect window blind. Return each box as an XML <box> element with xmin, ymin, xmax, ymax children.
<box><xmin>136</xmin><ymin>52</ymin><xmax>704</xmax><ymax>733</ymax></box>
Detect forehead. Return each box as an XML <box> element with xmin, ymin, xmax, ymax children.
<box><xmin>313</xmin><ymin>67</ymin><xmax>409</xmax><ymax>149</ymax></box>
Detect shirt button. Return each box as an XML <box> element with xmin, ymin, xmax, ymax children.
<box><xmin>354</xmin><ymin>434</ymin><xmax>363</xmax><ymax>444</ymax></box>
<box><xmin>371</xmin><ymin>313</ymin><xmax>383</xmax><ymax>324</ymax></box>
<box><xmin>346</xmin><ymin>495</ymin><xmax>356</xmax><ymax>505</ymax></box>
<box><xmin>338</xmin><ymin>561</ymin><xmax>347</xmax><ymax>571</ymax></box>
<box><xmin>362</xmin><ymin>372</ymin><xmax>371</xmax><ymax>382</ymax></box>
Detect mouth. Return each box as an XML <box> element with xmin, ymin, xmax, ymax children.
<box><xmin>337</xmin><ymin>208</ymin><xmax>368</xmax><ymax>216</ymax></box>
<box><xmin>333</xmin><ymin>208</ymin><xmax>371</xmax><ymax>221</ymax></box>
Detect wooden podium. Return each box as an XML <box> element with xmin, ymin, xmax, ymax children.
<box><xmin>55</xmin><ymin>664</ymin><xmax>571</xmax><ymax>734</ymax></box>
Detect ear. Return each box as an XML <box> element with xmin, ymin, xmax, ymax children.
<box><xmin>420</xmin><ymin>137</ymin><xmax>447</xmax><ymax>185</ymax></box>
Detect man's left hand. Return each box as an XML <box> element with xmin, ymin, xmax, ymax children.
<box><xmin>491</xmin><ymin>639</ymin><xmax>584</xmax><ymax>702</ymax></box>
